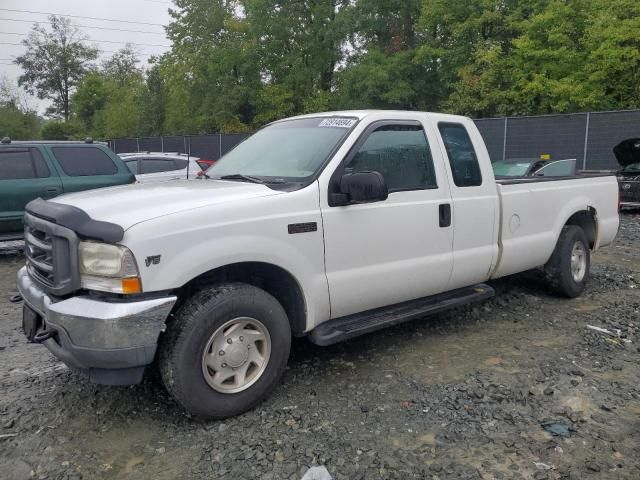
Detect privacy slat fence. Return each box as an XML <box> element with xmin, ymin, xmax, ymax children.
<box><xmin>110</xmin><ymin>109</ymin><xmax>640</xmax><ymax>170</ymax></box>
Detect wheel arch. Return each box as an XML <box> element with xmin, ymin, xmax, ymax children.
<box><xmin>176</xmin><ymin>262</ymin><xmax>307</xmax><ymax>335</ymax></box>
<box><xmin>563</xmin><ymin>207</ymin><xmax>597</xmax><ymax>249</ymax></box>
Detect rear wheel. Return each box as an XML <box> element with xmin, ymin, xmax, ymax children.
<box><xmin>544</xmin><ymin>225</ymin><xmax>591</xmax><ymax>298</ymax></box>
<box><xmin>158</xmin><ymin>283</ymin><xmax>291</xmax><ymax>419</ymax></box>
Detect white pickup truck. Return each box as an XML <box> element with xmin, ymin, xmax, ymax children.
<box><xmin>17</xmin><ymin>110</ymin><xmax>619</xmax><ymax>419</ymax></box>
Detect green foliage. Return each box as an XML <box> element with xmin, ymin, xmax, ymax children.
<box><xmin>16</xmin><ymin>15</ymin><xmax>98</xmax><ymax>121</ymax></box>
<box><xmin>22</xmin><ymin>0</ymin><xmax>640</xmax><ymax>139</ymax></box>
<box><xmin>0</xmin><ymin>105</ymin><xmax>40</xmax><ymax>140</ymax></box>
<box><xmin>41</xmin><ymin>120</ymin><xmax>83</xmax><ymax>140</ymax></box>
<box><xmin>0</xmin><ymin>76</ymin><xmax>41</xmax><ymax>139</ymax></box>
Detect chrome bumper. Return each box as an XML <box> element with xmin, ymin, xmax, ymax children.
<box><xmin>17</xmin><ymin>266</ymin><xmax>177</xmax><ymax>384</ymax></box>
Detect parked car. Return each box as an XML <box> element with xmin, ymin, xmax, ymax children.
<box><xmin>614</xmin><ymin>138</ymin><xmax>640</xmax><ymax>208</ymax></box>
<box><xmin>0</xmin><ymin>139</ymin><xmax>134</xmax><ymax>241</ymax></box>
<box><xmin>493</xmin><ymin>157</ymin><xmax>577</xmax><ymax>178</ymax></box>
<box><xmin>119</xmin><ymin>152</ymin><xmax>202</xmax><ymax>183</ymax></box>
<box><xmin>17</xmin><ymin>110</ymin><xmax>619</xmax><ymax>419</ymax></box>
<box><xmin>195</xmin><ymin>158</ymin><xmax>217</xmax><ymax>170</ymax></box>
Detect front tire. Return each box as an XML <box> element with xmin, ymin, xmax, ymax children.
<box><xmin>544</xmin><ymin>225</ymin><xmax>591</xmax><ymax>298</ymax></box>
<box><xmin>158</xmin><ymin>283</ymin><xmax>291</xmax><ymax>419</ymax></box>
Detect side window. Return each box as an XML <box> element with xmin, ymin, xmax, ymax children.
<box><xmin>438</xmin><ymin>123</ymin><xmax>482</xmax><ymax>187</ymax></box>
<box><xmin>52</xmin><ymin>146</ymin><xmax>118</xmax><ymax>176</ymax></box>
<box><xmin>173</xmin><ymin>158</ymin><xmax>189</xmax><ymax>169</ymax></box>
<box><xmin>31</xmin><ymin>148</ymin><xmax>50</xmax><ymax>178</ymax></box>
<box><xmin>140</xmin><ymin>159</ymin><xmax>179</xmax><ymax>174</ymax></box>
<box><xmin>0</xmin><ymin>150</ymin><xmax>35</xmax><ymax>179</ymax></box>
<box><xmin>345</xmin><ymin>124</ymin><xmax>437</xmax><ymax>192</ymax></box>
<box><xmin>125</xmin><ymin>160</ymin><xmax>139</xmax><ymax>174</ymax></box>
<box><xmin>534</xmin><ymin>159</ymin><xmax>577</xmax><ymax>177</ymax></box>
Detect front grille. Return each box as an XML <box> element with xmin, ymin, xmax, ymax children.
<box><xmin>619</xmin><ymin>176</ymin><xmax>640</xmax><ymax>203</ymax></box>
<box><xmin>24</xmin><ymin>212</ymin><xmax>80</xmax><ymax>296</ymax></box>
<box><xmin>25</xmin><ymin>226</ymin><xmax>54</xmax><ymax>287</ymax></box>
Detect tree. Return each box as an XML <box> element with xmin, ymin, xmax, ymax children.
<box><xmin>15</xmin><ymin>15</ymin><xmax>98</xmax><ymax>121</ymax></box>
<box><xmin>0</xmin><ymin>75</ymin><xmax>41</xmax><ymax>139</ymax></box>
<box><xmin>164</xmin><ymin>0</ymin><xmax>260</xmax><ymax>132</ymax></box>
<box><xmin>102</xmin><ymin>45</ymin><xmax>143</xmax><ymax>87</ymax></box>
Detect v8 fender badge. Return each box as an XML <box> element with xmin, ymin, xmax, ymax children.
<box><xmin>145</xmin><ymin>255</ymin><xmax>161</xmax><ymax>267</ymax></box>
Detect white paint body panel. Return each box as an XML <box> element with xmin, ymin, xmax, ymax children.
<box><xmin>49</xmin><ymin>110</ymin><xmax>620</xmax><ymax>332</ymax></box>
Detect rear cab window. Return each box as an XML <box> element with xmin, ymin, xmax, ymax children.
<box><xmin>0</xmin><ymin>148</ymin><xmax>51</xmax><ymax>179</ymax></box>
<box><xmin>51</xmin><ymin>146</ymin><xmax>117</xmax><ymax>176</ymax></box>
<box><xmin>438</xmin><ymin>123</ymin><xmax>483</xmax><ymax>187</ymax></box>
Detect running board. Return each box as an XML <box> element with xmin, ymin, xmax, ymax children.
<box><xmin>309</xmin><ymin>284</ymin><xmax>495</xmax><ymax>346</ymax></box>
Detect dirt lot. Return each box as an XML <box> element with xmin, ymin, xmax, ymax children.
<box><xmin>1</xmin><ymin>213</ymin><xmax>639</xmax><ymax>480</ymax></box>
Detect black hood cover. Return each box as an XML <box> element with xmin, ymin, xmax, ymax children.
<box><xmin>613</xmin><ymin>138</ymin><xmax>640</xmax><ymax>167</ymax></box>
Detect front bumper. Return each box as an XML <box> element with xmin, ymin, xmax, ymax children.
<box><xmin>17</xmin><ymin>266</ymin><xmax>177</xmax><ymax>385</ymax></box>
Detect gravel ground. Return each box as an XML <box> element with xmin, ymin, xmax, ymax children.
<box><xmin>1</xmin><ymin>214</ymin><xmax>639</xmax><ymax>480</ymax></box>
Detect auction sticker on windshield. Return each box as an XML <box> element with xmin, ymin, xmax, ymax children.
<box><xmin>318</xmin><ymin>118</ymin><xmax>357</xmax><ymax>128</ymax></box>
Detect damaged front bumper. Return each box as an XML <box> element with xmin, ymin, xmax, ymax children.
<box><xmin>17</xmin><ymin>266</ymin><xmax>177</xmax><ymax>385</ymax></box>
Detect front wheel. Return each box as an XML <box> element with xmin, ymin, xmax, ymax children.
<box><xmin>158</xmin><ymin>283</ymin><xmax>291</xmax><ymax>419</ymax></box>
<box><xmin>544</xmin><ymin>225</ymin><xmax>591</xmax><ymax>298</ymax></box>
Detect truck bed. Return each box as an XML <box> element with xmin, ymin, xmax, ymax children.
<box><xmin>491</xmin><ymin>174</ymin><xmax>619</xmax><ymax>279</ymax></box>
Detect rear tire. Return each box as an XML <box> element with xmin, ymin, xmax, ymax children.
<box><xmin>544</xmin><ymin>225</ymin><xmax>590</xmax><ymax>298</ymax></box>
<box><xmin>158</xmin><ymin>282</ymin><xmax>291</xmax><ymax>420</ymax></box>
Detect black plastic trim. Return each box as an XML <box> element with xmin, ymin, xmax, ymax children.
<box><xmin>309</xmin><ymin>284</ymin><xmax>495</xmax><ymax>346</ymax></box>
<box><xmin>25</xmin><ymin>197</ymin><xmax>124</xmax><ymax>243</ymax></box>
<box><xmin>496</xmin><ymin>173</ymin><xmax>615</xmax><ymax>185</ymax></box>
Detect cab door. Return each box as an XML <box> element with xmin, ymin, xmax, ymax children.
<box><xmin>432</xmin><ymin>120</ymin><xmax>500</xmax><ymax>289</ymax></box>
<box><xmin>320</xmin><ymin>120</ymin><xmax>454</xmax><ymax>319</ymax></box>
<box><xmin>0</xmin><ymin>147</ymin><xmax>62</xmax><ymax>236</ymax></box>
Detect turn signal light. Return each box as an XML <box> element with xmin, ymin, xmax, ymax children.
<box><xmin>121</xmin><ymin>277</ymin><xmax>142</xmax><ymax>294</ymax></box>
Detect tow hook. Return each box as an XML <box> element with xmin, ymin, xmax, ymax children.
<box><xmin>9</xmin><ymin>294</ymin><xmax>22</xmax><ymax>303</ymax></box>
<box><xmin>32</xmin><ymin>329</ymin><xmax>58</xmax><ymax>344</ymax></box>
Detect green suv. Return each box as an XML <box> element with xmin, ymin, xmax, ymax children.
<box><xmin>0</xmin><ymin>139</ymin><xmax>135</xmax><ymax>240</ymax></box>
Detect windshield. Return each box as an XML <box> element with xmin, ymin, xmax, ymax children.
<box><xmin>623</xmin><ymin>162</ymin><xmax>640</xmax><ymax>172</ymax></box>
<box><xmin>492</xmin><ymin>161</ymin><xmax>532</xmax><ymax>177</ymax></box>
<box><xmin>206</xmin><ymin>117</ymin><xmax>357</xmax><ymax>182</ymax></box>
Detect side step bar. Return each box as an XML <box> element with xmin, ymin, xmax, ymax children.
<box><xmin>309</xmin><ymin>283</ymin><xmax>495</xmax><ymax>346</ymax></box>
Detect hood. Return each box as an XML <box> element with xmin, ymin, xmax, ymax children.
<box><xmin>51</xmin><ymin>180</ymin><xmax>283</xmax><ymax>231</ymax></box>
<box><xmin>613</xmin><ymin>138</ymin><xmax>640</xmax><ymax>167</ymax></box>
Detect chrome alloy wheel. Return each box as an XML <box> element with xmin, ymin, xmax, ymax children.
<box><xmin>570</xmin><ymin>241</ymin><xmax>587</xmax><ymax>282</ymax></box>
<box><xmin>201</xmin><ymin>317</ymin><xmax>271</xmax><ymax>394</ymax></box>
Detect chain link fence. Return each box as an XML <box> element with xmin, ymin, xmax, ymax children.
<box><xmin>110</xmin><ymin>109</ymin><xmax>640</xmax><ymax>170</ymax></box>
<box><xmin>108</xmin><ymin>134</ymin><xmax>250</xmax><ymax>161</ymax></box>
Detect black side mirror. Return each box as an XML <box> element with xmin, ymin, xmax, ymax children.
<box><xmin>336</xmin><ymin>171</ymin><xmax>388</xmax><ymax>205</ymax></box>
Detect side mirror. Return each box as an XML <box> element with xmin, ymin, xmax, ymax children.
<box><xmin>335</xmin><ymin>171</ymin><xmax>388</xmax><ymax>205</ymax></box>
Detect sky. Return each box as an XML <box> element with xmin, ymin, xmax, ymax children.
<box><xmin>0</xmin><ymin>0</ymin><xmax>174</xmax><ymax>114</ymax></box>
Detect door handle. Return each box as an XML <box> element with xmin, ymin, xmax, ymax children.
<box><xmin>439</xmin><ymin>203</ymin><xmax>451</xmax><ymax>228</ymax></box>
<box><xmin>46</xmin><ymin>187</ymin><xmax>60</xmax><ymax>193</ymax></box>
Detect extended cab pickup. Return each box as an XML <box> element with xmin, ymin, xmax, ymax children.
<box><xmin>17</xmin><ymin>111</ymin><xmax>619</xmax><ymax>419</ymax></box>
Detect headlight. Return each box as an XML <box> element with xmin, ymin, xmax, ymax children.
<box><xmin>79</xmin><ymin>242</ymin><xmax>142</xmax><ymax>294</ymax></box>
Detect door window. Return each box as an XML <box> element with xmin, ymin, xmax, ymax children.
<box><xmin>438</xmin><ymin>123</ymin><xmax>482</xmax><ymax>187</ymax></box>
<box><xmin>346</xmin><ymin>124</ymin><xmax>437</xmax><ymax>192</ymax></box>
<box><xmin>173</xmin><ymin>158</ymin><xmax>189</xmax><ymax>169</ymax></box>
<box><xmin>125</xmin><ymin>160</ymin><xmax>139</xmax><ymax>174</ymax></box>
<box><xmin>31</xmin><ymin>149</ymin><xmax>50</xmax><ymax>177</ymax></box>
<box><xmin>0</xmin><ymin>149</ymin><xmax>50</xmax><ymax>179</ymax></box>
<box><xmin>52</xmin><ymin>146</ymin><xmax>118</xmax><ymax>176</ymax></box>
<box><xmin>534</xmin><ymin>159</ymin><xmax>577</xmax><ymax>177</ymax></box>
<box><xmin>140</xmin><ymin>159</ymin><xmax>180</xmax><ymax>174</ymax></box>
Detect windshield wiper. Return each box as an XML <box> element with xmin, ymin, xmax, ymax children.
<box><xmin>217</xmin><ymin>174</ymin><xmax>286</xmax><ymax>184</ymax></box>
<box><xmin>218</xmin><ymin>174</ymin><xmax>266</xmax><ymax>184</ymax></box>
